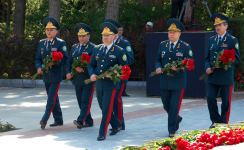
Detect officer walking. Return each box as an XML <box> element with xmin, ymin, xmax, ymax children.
<box><xmin>35</xmin><ymin>16</ymin><xmax>70</xmax><ymax>129</ymax></box>
<box><xmin>66</xmin><ymin>23</ymin><xmax>95</xmax><ymax>129</ymax></box>
<box><xmin>205</xmin><ymin>13</ymin><xmax>240</xmax><ymax>128</ymax></box>
<box><xmin>155</xmin><ymin>18</ymin><xmax>194</xmax><ymax>137</ymax></box>
<box><xmin>88</xmin><ymin>22</ymin><xmax>128</xmax><ymax>141</ymax></box>
<box><xmin>104</xmin><ymin>19</ymin><xmax>134</xmax><ymax>131</ymax></box>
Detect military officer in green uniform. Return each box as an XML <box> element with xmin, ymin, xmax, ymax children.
<box><xmin>155</xmin><ymin>18</ymin><xmax>194</xmax><ymax>137</ymax></box>
<box><xmin>104</xmin><ymin>19</ymin><xmax>134</xmax><ymax>131</ymax></box>
<box><xmin>88</xmin><ymin>22</ymin><xmax>128</xmax><ymax>141</ymax></box>
<box><xmin>66</xmin><ymin>23</ymin><xmax>95</xmax><ymax>129</ymax></box>
<box><xmin>35</xmin><ymin>16</ymin><xmax>70</xmax><ymax>129</ymax></box>
<box><xmin>205</xmin><ymin>13</ymin><xmax>240</xmax><ymax>128</ymax></box>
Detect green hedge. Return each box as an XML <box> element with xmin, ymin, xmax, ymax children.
<box><xmin>229</xmin><ymin>18</ymin><xmax>244</xmax><ymax>71</ymax></box>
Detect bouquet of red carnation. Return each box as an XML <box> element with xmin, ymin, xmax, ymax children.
<box><xmin>150</xmin><ymin>58</ymin><xmax>195</xmax><ymax>77</ymax></box>
<box><xmin>32</xmin><ymin>51</ymin><xmax>63</xmax><ymax>79</ymax></box>
<box><xmin>43</xmin><ymin>51</ymin><xmax>63</xmax><ymax>72</ymax></box>
<box><xmin>180</xmin><ymin>58</ymin><xmax>195</xmax><ymax>71</ymax></box>
<box><xmin>200</xmin><ymin>49</ymin><xmax>236</xmax><ymax>80</ymax></box>
<box><xmin>84</xmin><ymin>65</ymin><xmax>131</xmax><ymax>84</ymax></box>
<box><xmin>71</xmin><ymin>53</ymin><xmax>91</xmax><ymax>75</ymax></box>
<box><xmin>120</xmin><ymin>65</ymin><xmax>131</xmax><ymax>80</ymax></box>
<box><xmin>215</xmin><ymin>48</ymin><xmax>236</xmax><ymax>70</ymax></box>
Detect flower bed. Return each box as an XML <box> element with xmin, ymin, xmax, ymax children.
<box><xmin>121</xmin><ymin>123</ymin><xmax>244</xmax><ymax>150</ymax></box>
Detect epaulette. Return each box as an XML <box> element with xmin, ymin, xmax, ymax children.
<box><xmin>95</xmin><ymin>44</ymin><xmax>103</xmax><ymax>50</ymax></box>
<box><xmin>39</xmin><ymin>39</ymin><xmax>46</xmax><ymax>42</ymax></box>
<box><xmin>56</xmin><ymin>37</ymin><xmax>64</xmax><ymax>42</ymax></box>
<box><xmin>72</xmin><ymin>43</ymin><xmax>79</xmax><ymax>48</ymax></box>
<box><xmin>210</xmin><ymin>35</ymin><xmax>217</xmax><ymax>40</ymax></box>
<box><xmin>180</xmin><ymin>40</ymin><xmax>189</xmax><ymax>47</ymax></box>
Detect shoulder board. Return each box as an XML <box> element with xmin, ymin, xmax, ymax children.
<box><xmin>95</xmin><ymin>44</ymin><xmax>103</xmax><ymax>50</ymax></box>
<box><xmin>210</xmin><ymin>35</ymin><xmax>217</xmax><ymax>40</ymax></box>
<box><xmin>39</xmin><ymin>39</ymin><xmax>46</xmax><ymax>42</ymax></box>
<box><xmin>56</xmin><ymin>37</ymin><xmax>64</xmax><ymax>42</ymax></box>
<box><xmin>89</xmin><ymin>42</ymin><xmax>96</xmax><ymax>47</ymax></box>
<box><xmin>230</xmin><ymin>35</ymin><xmax>236</xmax><ymax>40</ymax></box>
<box><xmin>114</xmin><ymin>45</ymin><xmax>123</xmax><ymax>51</ymax></box>
<box><xmin>72</xmin><ymin>43</ymin><xmax>79</xmax><ymax>48</ymax></box>
<box><xmin>160</xmin><ymin>40</ymin><xmax>168</xmax><ymax>45</ymax></box>
<box><xmin>180</xmin><ymin>40</ymin><xmax>189</xmax><ymax>46</ymax></box>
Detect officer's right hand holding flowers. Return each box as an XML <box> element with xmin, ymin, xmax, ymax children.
<box><xmin>90</xmin><ymin>74</ymin><xmax>97</xmax><ymax>81</ymax></box>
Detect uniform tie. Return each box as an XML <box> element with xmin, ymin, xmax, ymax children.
<box><xmin>103</xmin><ymin>46</ymin><xmax>107</xmax><ymax>55</ymax></box>
<box><xmin>170</xmin><ymin>43</ymin><xmax>174</xmax><ymax>52</ymax></box>
<box><xmin>48</xmin><ymin>41</ymin><xmax>52</xmax><ymax>51</ymax></box>
<box><xmin>218</xmin><ymin>37</ymin><xmax>222</xmax><ymax>45</ymax></box>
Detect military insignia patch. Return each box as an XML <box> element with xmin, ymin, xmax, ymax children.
<box><xmin>235</xmin><ymin>43</ymin><xmax>239</xmax><ymax>50</ymax></box>
<box><xmin>189</xmin><ymin>50</ymin><xmax>193</xmax><ymax>56</ymax></box>
<box><xmin>51</xmin><ymin>48</ymin><xmax>57</xmax><ymax>51</ymax></box>
<box><xmin>109</xmin><ymin>55</ymin><xmax>116</xmax><ymax>58</ymax></box>
<box><xmin>161</xmin><ymin>51</ymin><xmax>165</xmax><ymax>58</ymax></box>
<box><xmin>122</xmin><ymin>54</ymin><xmax>127</xmax><ymax>61</ymax></box>
<box><xmin>176</xmin><ymin>52</ymin><xmax>183</xmax><ymax>57</ymax></box>
<box><xmin>62</xmin><ymin>46</ymin><xmax>67</xmax><ymax>51</ymax></box>
<box><xmin>221</xmin><ymin>44</ymin><xmax>228</xmax><ymax>48</ymax></box>
<box><xmin>126</xmin><ymin>46</ymin><xmax>132</xmax><ymax>52</ymax></box>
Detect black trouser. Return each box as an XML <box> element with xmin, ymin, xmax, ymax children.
<box><xmin>96</xmin><ymin>79</ymin><xmax>118</xmax><ymax>137</ymax></box>
<box><xmin>207</xmin><ymin>83</ymin><xmax>233</xmax><ymax>124</ymax></box>
<box><xmin>160</xmin><ymin>88</ymin><xmax>184</xmax><ymax>134</ymax></box>
<box><xmin>74</xmin><ymin>83</ymin><xmax>94</xmax><ymax>124</ymax></box>
<box><xmin>41</xmin><ymin>82</ymin><xmax>63</xmax><ymax>123</ymax></box>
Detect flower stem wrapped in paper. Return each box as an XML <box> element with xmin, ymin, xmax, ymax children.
<box><xmin>200</xmin><ymin>48</ymin><xmax>236</xmax><ymax>80</ymax></box>
<box><xmin>150</xmin><ymin>58</ymin><xmax>195</xmax><ymax>77</ymax></box>
<box><xmin>84</xmin><ymin>65</ymin><xmax>131</xmax><ymax>84</ymax></box>
<box><xmin>32</xmin><ymin>51</ymin><xmax>63</xmax><ymax>79</ymax></box>
<box><xmin>71</xmin><ymin>53</ymin><xmax>91</xmax><ymax>76</ymax></box>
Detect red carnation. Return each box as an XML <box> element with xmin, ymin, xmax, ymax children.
<box><xmin>162</xmin><ymin>146</ymin><xmax>171</xmax><ymax>150</ymax></box>
<box><xmin>52</xmin><ymin>51</ymin><xmax>63</xmax><ymax>61</ymax></box>
<box><xmin>219</xmin><ymin>49</ymin><xmax>236</xmax><ymax>65</ymax></box>
<box><xmin>81</xmin><ymin>53</ymin><xmax>91</xmax><ymax>64</ymax></box>
<box><xmin>186</xmin><ymin>59</ymin><xmax>195</xmax><ymax>71</ymax></box>
<box><xmin>120</xmin><ymin>65</ymin><xmax>131</xmax><ymax>80</ymax></box>
<box><xmin>181</xmin><ymin>58</ymin><xmax>195</xmax><ymax>71</ymax></box>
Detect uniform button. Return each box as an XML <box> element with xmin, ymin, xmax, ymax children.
<box><xmin>100</xmin><ymin>70</ymin><xmax>102</xmax><ymax>72</ymax></box>
<box><xmin>102</xmin><ymin>60</ymin><xmax>104</xmax><ymax>62</ymax></box>
<box><xmin>101</xmin><ymin>65</ymin><xmax>103</xmax><ymax>67</ymax></box>
<box><xmin>169</xmin><ymin>58</ymin><xmax>171</xmax><ymax>60</ymax></box>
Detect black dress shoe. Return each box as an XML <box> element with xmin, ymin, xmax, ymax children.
<box><xmin>122</xmin><ymin>92</ymin><xmax>130</xmax><ymax>97</ymax></box>
<box><xmin>176</xmin><ymin>116</ymin><xmax>183</xmax><ymax>131</ymax></box>
<box><xmin>49</xmin><ymin>122</ymin><xmax>63</xmax><ymax>127</ymax></box>
<box><xmin>97</xmin><ymin>135</ymin><xmax>105</xmax><ymax>141</ymax></box>
<box><xmin>109</xmin><ymin>128</ymin><xmax>120</xmax><ymax>136</ymax></box>
<box><xmin>169</xmin><ymin>133</ymin><xmax>175</xmax><ymax>138</ymax></box>
<box><xmin>40</xmin><ymin>120</ymin><xmax>47</xmax><ymax>130</ymax></box>
<box><xmin>209</xmin><ymin>123</ymin><xmax>216</xmax><ymax>129</ymax></box>
<box><xmin>73</xmin><ymin>120</ymin><xmax>82</xmax><ymax>129</ymax></box>
<box><xmin>83</xmin><ymin>122</ymin><xmax>93</xmax><ymax>128</ymax></box>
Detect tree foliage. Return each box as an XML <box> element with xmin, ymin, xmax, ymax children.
<box><xmin>0</xmin><ymin>0</ymin><xmax>243</xmax><ymax>79</ymax></box>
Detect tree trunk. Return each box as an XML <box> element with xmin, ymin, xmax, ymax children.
<box><xmin>6</xmin><ymin>0</ymin><xmax>12</xmax><ymax>34</ymax></box>
<box><xmin>48</xmin><ymin>0</ymin><xmax>60</xmax><ymax>21</ymax></box>
<box><xmin>183</xmin><ymin>0</ymin><xmax>193</xmax><ymax>25</ymax></box>
<box><xmin>105</xmin><ymin>0</ymin><xmax>119</xmax><ymax>20</ymax></box>
<box><xmin>13</xmin><ymin>0</ymin><xmax>26</xmax><ymax>43</ymax></box>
